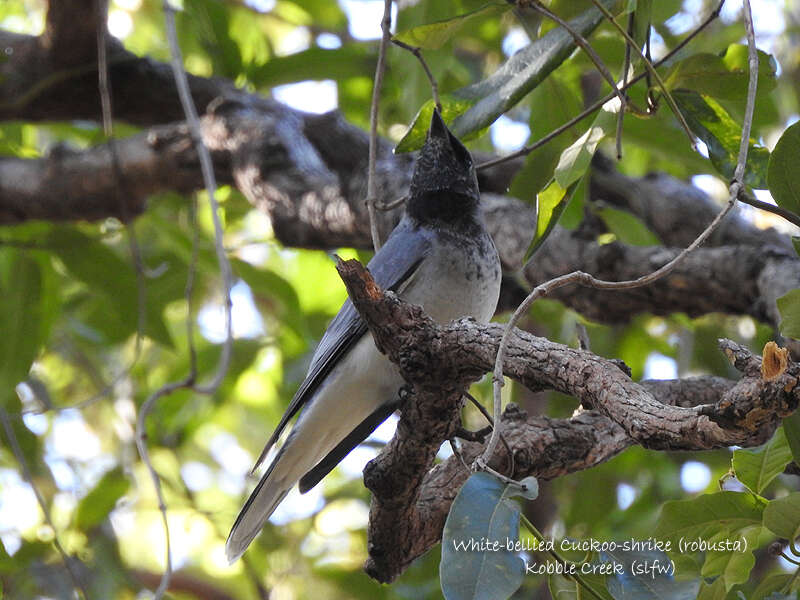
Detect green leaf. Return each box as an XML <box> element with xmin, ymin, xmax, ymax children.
<box><xmin>597</xmin><ymin>206</ymin><xmax>661</xmax><ymax>246</ymax></box>
<box><xmin>732</xmin><ymin>427</ymin><xmax>793</xmax><ymax>495</ymax></box>
<box><xmin>524</xmin><ymin>178</ymin><xmax>583</xmax><ymax>262</ymax></box>
<box><xmin>783</xmin><ymin>411</ymin><xmax>800</xmax><ymax>467</ymax></box>
<box><xmin>603</xmin><ymin>548</ymin><xmax>701</xmax><ymax>599</ymax></box>
<box><xmin>665</xmin><ymin>45</ymin><xmax>777</xmax><ymax>101</ymax></box>
<box><xmin>768</xmin><ymin>120</ymin><xmax>800</xmax><ymax>215</ymax></box>
<box><xmin>555</xmin><ymin>97</ymin><xmax>619</xmax><ymax>189</ymax></box>
<box><xmin>47</xmin><ymin>228</ymin><xmax>173</xmax><ymax>347</ymax></box>
<box><xmin>763</xmin><ymin>492</ymin><xmax>800</xmax><ymax>541</ymax></box>
<box><xmin>393</xmin><ymin>3</ymin><xmax>508</xmax><ymax>50</ymax></box>
<box><xmin>763</xmin><ymin>594</ymin><xmax>799</xmax><ymax>600</ymax></box>
<box><xmin>396</xmin><ymin>0</ymin><xmax>613</xmax><ymax>152</ymax></box>
<box><xmin>250</xmin><ymin>45</ymin><xmax>375</xmax><ymax>88</ymax></box>
<box><xmin>672</xmin><ymin>89</ymin><xmax>770</xmax><ymax>189</ymax></box>
<box><xmin>75</xmin><ymin>468</ymin><xmax>130</xmax><ymax>531</ymax></box>
<box><xmin>753</xmin><ymin>574</ymin><xmax>795</xmax><ymax>600</ymax></box>
<box><xmin>232</xmin><ymin>258</ymin><xmax>307</xmax><ymax>339</ymax></box>
<box><xmin>510</xmin><ymin>74</ymin><xmax>586</xmax><ymax>201</ymax></box>
<box><xmin>0</xmin><ymin>251</ymin><xmax>43</xmax><ymax>398</ymax></box>
<box><xmin>440</xmin><ymin>472</ymin><xmax>525</xmax><ymax>600</ymax></box>
<box><xmin>179</xmin><ymin>0</ymin><xmax>242</xmax><ymax>79</ymax></box>
<box><xmin>776</xmin><ymin>289</ymin><xmax>800</xmax><ymax>340</ymax></box>
<box><xmin>700</xmin><ymin>528</ymin><xmax>761</xmax><ymax>588</ymax></box>
<box><xmin>653</xmin><ymin>492</ymin><xmax>765</xmax><ymax>544</ymax></box>
<box><xmin>653</xmin><ymin>491</ymin><xmax>764</xmax><ymax>590</ymax></box>
<box><xmin>696</xmin><ymin>577</ymin><xmax>728</xmax><ymax>600</ymax></box>
<box><xmin>548</xmin><ymin>572</ymin><xmax>615</xmax><ymax>600</ymax></box>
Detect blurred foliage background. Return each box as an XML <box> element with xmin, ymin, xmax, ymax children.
<box><xmin>1</xmin><ymin>0</ymin><xmax>799</xmax><ymax>598</ymax></box>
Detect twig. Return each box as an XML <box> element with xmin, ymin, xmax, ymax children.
<box><xmin>375</xmin><ymin>194</ymin><xmax>407</xmax><ymax>212</ymax></box>
<box><xmin>96</xmin><ymin>0</ymin><xmax>148</xmax><ymax>407</ymax></box>
<box><xmin>477</xmin><ymin>0</ymin><xmax>724</xmax><ymax>172</ymax></box>
<box><xmin>530</xmin><ymin>1</ymin><xmax>632</xmax><ymax>117</ymax></box>
<box><xmin>162</xmin><ymin>2</ymin><xmax>233</xmax><ymax>394</ymax></box>
<box><xmin>734</xmin><ymin>0</ymin><xmax>757</xmax><ymax>188</ymax></box>
<box><xmin>391</xmin><ymin>39</ymin><xmax>441</xmax><ymax>112</ymax></box>
<box><xmin>366</xmin><ymin>0</ymin><xmax>394</xmax><ymax>252</ymax></box>
<box><xmin>737</xmin><ymin>188</ymin><xmax>800</xmax><ymax>229</ymax></box>
<box><xmin>449</xmin><ymin>438</ymin><xmax>471</xmax><ymax>471</ymax></box>
<box><xmin>586</xmin><ymin>0</ymin><xmax>696</xmax><ymax>150</ymax></box>
<box><xmin>615</xmin><ymin>12</ymin><xmax>636</xmax><ymax>160</ymax></box>
<box><xmin>0</xmin><ymin>408</ymin><xmax>89</xmax><ymax>600</ymax></box>
<box><xmin>463</xmin><ymin>390</ymin><xmax>494</xmax><ymax>425</ymax></box>
<box><xmin>479</xmin><ymin>0</ymin><xmax>754</xmax><ymax>470</ymax></box>
<box><xmin>132</xmin><ymin>3</ymin><xmax>236</xmax><ymax>597</ymax></box>
<box><xmin>518</xmin><ymin>511</ymin><xmax>607</xmax><ymax>600</ymax></box>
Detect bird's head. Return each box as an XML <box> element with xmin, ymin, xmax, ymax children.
<box><xmin>407</xmin><ymin>110</ymin><xmax>480</xmax><ymax>224</ymax></box>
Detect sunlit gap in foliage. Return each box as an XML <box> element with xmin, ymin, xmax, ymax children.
<box><xmin>339</xmin><ymin>0</ymin><xmax>397</xmax><ymax>40</ymax></box>
<box><xmin>491</xmin><ymin>115</ymin><xmax>531</xmax><ymax>153</ymax></box>
<box><xmin>680</xmin><ymin>461</ymin><xmax>712</xmax><ymax>493</ymax></box>
<box><xmin>502</xmin><ymin>26</ymin><xmax>528</xmax><ymax>57</ymax></box>
<box><xmin>317</xmin><ymin>33</ymin><xmax>342</xmax><ymax>49</ymax></box>
<box><xmin>107</xmin><ymin>8</ymin><xmax>133</xmax><ymax>38</ymax></box>
<box><xmin>244</xmin><ymin>0</ymin><xmax>276</xmax><ymax>12</ymax></box>
<box><xmin>198</xmin><ymin>280</ymin><xmax>265</xmax><ymax>342</ymax></box>
<box><xmin>273</xmin><ymin>80</ymin><xmax>338</xmax><ymax>114</ymax></box>
<box><xmin>643</xmin><ymin>352</ymin><xmax>678</xmax><ymax>380</ymax></box>
<box><xmin>277</xmin><ymin>26</ymin><xmax>311</xmax><ymax>56</ymax></box>
<box><xmin>616</xmin><ymin>483</ymin><xmax>636</xmax><ymax>510</ymax></box>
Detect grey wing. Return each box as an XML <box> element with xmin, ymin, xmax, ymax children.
<box><xmin>251</xmin><ymin>217</ymin><xmax>432</xmax><ymax>471</ymax></box>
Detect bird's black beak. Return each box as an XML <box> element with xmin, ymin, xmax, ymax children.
<box><xmin>429</xmin><ymin>108</ymin><xmax>449</xmax><ymax>141</ymax></box>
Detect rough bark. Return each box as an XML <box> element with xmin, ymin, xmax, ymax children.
<box><xmin>3</xmin><ymin>3</ymin><xmax>800</xmax><ymax>585</ymax></box>
<box><xmin>2</xmin><ymin>22</ymin><xmax>798</xmax><ymax>330</ymax></box>
<box><xmin>336</xmin><ymin>258</ymin><xmax>799</xmax><ymax>581</ymax></box>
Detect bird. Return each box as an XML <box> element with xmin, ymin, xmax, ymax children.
<box><xmin>226</xmin><ymin>109</ymin><xmax>502</xmax><ymax>562</ymax></box>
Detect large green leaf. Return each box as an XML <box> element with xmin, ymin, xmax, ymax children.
<box><xmin>555</xmin><ymin>97</ymin><xmax>619</xmax><ymax>188</ymax></box>
<box><xmin>603</xmin><ymin>548</ymin><xmax>701</xmax><ymax>599</ymax></box>
<box><xmin>548</xmin><ymin>571</ymin><xmax>615</xmax><ymax>600</ymax></box>
<box><xmin>768</xmin><ymin>120</ymin><xmax>800</xmax><ymax>215</ymax></box>
<box><xmin>393</xmin><ymin>3</ymin><xmax>508</xmax><ymax>50</ymax></box>
<box><xmin>653</xmin><ymin>492</ymin><xmax>765</xmax><ymax>543</ymax></box>
<box><xmin>783</xmin><ymin>411</ymin><xmax>800</xmax><ymax>467</ymax></box>
<box><xmin>665</xmin><ymin>45</ymin><xmax>778</xmax><ymax>102</ymax></box>
<box><xmin>47</xmin><ymin>228</ymin><xmax>173</xmax><ymax>347</ymax></box>
<box><xmin>525</xmin><ymin>178</ymin><xmax>583</xmax><ymax>262</ymax></box>
<box><xmin>700</xmin><ymin>527</ymin><xmax>761</xmax><ymax>588</ymax></box>
<box><xmin>440</xmin><ymin>472</ymin><xmax>528</xmax><ymax>600</ymax></box>
<box><xmin>0</xmin><ymin>251</ymin><xmax>47</xmax><ymax>404</ymax></box>
<box><xmin>179</xmin><ymin>0</ymin><xmax>243</xmax><ymax>79</ymax></box>
<box><xmin>776</xmin><ymin>288</ymin><xmax>800</xmax><ymax>340</ymax></box>
<box><xmin>597</xmin><ymin>206</ymin><xmax>661</xmax><ymax>246</ymax></box>
<box><xmin>251</xmin><ymin>45</ymin><xmax>375</xmax><ymax>88</ymax></box>
<box><xmin>672</xmin><ymin>90</ymin><xmax>770</xmax><ymax>189</ymax></box>
<box><xmin>763</xmin><ymin>492</ymin><xmax>800</xmax><ymax>541</ymax></box>
<box><xmin>396</xmin><ymin>0</ymin><xmax>614</xmax><ymax>152</ymax></box>
<box><xmin>753</xmin><ymin>574</ymin><xmax>796</xmax><ymax>600</ymax></box>
<box><xmin>732</xmin><ymin>427</ymin><xmax>793</xmax><ymax>495</ymax></box>
<box><xmin>75</xmin><ymin>467</ymin><xmax>130</xmax><ymax>531</ymax></box>
<box><xmin>653</xmin><ymin>491</ymin><xmax>764</xmax><ymax>589</ymax></box>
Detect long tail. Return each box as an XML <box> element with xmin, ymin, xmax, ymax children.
<box><xmin>226</xmin><ymin>442</ymin><xmax>295</xmax><ymax>563</ymax></box>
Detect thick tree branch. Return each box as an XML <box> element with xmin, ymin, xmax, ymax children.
<box><xmin>336</xmin><ymin>258</ymin><xmax>799</xmax><ymax>581</ymax></box>
<box><xmin>1</xmin><ymin>18</ymin><xmax>798</xmax><ymax>328</ymax></box>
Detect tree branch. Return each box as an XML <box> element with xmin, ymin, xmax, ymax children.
<box><xmin>1</xmin><ymin>10</ymin><xmax>798</xmax><ymax>330</ymax></box>
<box><xmin>335</xmin><ymin>258</ymin><xmax>799</xmax><ymax>581</ymax></box>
